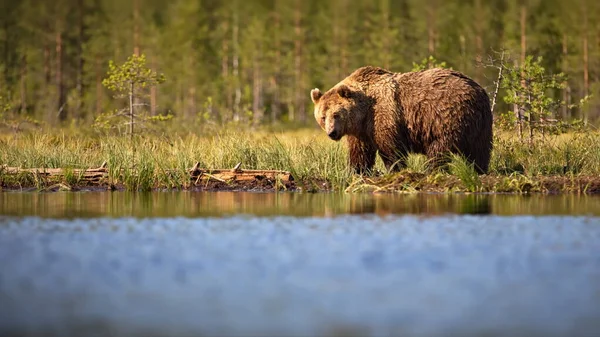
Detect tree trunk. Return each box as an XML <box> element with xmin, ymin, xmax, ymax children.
<box><xmin>76</xmin><ymin>0</ymin><xmax>85</xmax><ymax>119</ymax></box>
<box><xmin>20</xmin><ymin>55</ymin><xmax>27</xmax><ymax>114</ymax></box>
<box><xmin>460</xmin><ymin>35</ymin><xmax>466</xmax><ymax>71</ymax></box>
<box><xmin>474</xmin><ymin>0</ymin><xmax>484</xmax><ymax>81</ymax></box>
<box><xmin>582</xmin><ymin>0</ymin><xmax>589</xmax><ymax>125</ymax></box>
<box><xmin>133</xmin><ymin>0</ymin><xmax>140</xmax><ymax>56</ymax></box>
<box><xmin>252</xmin><ymin>54</ymin><xmax>262</xmax><ymax>126</ymax></box>
<box><xmin>44</xmin><ymin>43</ymin><xmax>51</xmax><ymax>85</ymax></box>
<box><xmin>95</xmin><ymin>56</ymin><xmax>102</xmax><ymax>117</ymax></box>
<box><xmin>427</xmin><ymin>0</ymin><xmax>436</xmax><ymax>55</ymax></box>
<box><xmin>3</xmin><ymin>20</ymin><xmax>8</xmax><ymax>84</ymax></box>
<box><xmin>129</xmin><ymin>81</ymin><xmax>134</xmax><ymax>139</ymax></box>
<box><xmin>517</xmin><ymin>4</ymin><xmax>527</xmax><ymax>141</ymax></box>
<box><xmin>517</xmin><ymin>104</ymin><xmax>523</xmax><ymax>141</ymax></box>
<box><xmin>520</xmin><ymin>4</ymin><xmax>527</xmax><ymax>67</ymax></box>
<box><xmin>381</xmin><ymin>0</ymin><xmax>391</xmax><ymax>70</ymax></box>
<box><xmin>562</xmin><ymin>33</ymin><xmax>571</xmax><ymax>120</ymax></box>
<box><xmin>187</xmin><ymin>86</ymin><xmax>196</xmax><ymax>119</ymax></box>
<box><xmin>232</xmin><ymin>11</ymin><xmax>241</xmax><ymax>122</ymax></box>
<box><xmin>529</xmin><ymin>114</ymin><xmax>534</xmax><ymax>147</ymax></box>
<box><xmin>490</xmin><ymin>50</ymin><xmax>504</xmax><ymax>114</ymax></box>
<box><xmin>293</xmin><ymin>0</ymin><xmax>304</xmax><ymax>124</ymax></box>
<box><xmin>221</xmin><ymin>20</ymin><xmax>231</xmax><ymax>119</ymax></box>
<box><xmin>178</xmin><ymin>83</ymin><xmax>184</xmax><ymax>116</ymax></box>
<box><xmin>132</xmin><ymin>0</ymin><xmax>141</xmax><ymax>118</ymax></box>
<box><xmin>340</xmin><ymin>0</ymin><xmax>349</xmax><ymax>77</ymax></box>
<box><xmin>56</xmin><ymin>30</ymin><xmax>66</xmax><ymax>122</ymax></box>
<box><xmin>332</xmin><ymin>5</ymin><xmax>340</xmax><ymax>80</ymax></box>
<box><xmin>150</xmin><ymin>56</ymin><xmax>157</xmax><ymax>115</ymax></box>
<box><xmin>270</xmin><ymin>7</ymin><xmax>281</xmax><ymax>123</ymax></box>
<box><xmin>43</xmin><ymin>42</ymin><xmax>51</xmax><ymax>122</ymax></box>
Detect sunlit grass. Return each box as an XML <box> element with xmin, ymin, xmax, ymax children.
<box><xmin>404</xmin><ymin>153</ymin><xmax>431</xmax><ymax>174</ymax></box>
<box><xmin>490</xmin><ymin>131</ymin><xmax>600</xmax><ymax>175</ymax></box>
<box><xmin>448</xmin><ymin>154</ymin><xmax>481</xmax><ymax>192</ymax></box>
<box><xmin>2</xmin><ymin>125</ymin><xmax>600</xmax><ymax>192</ymax></box>
<box><xmin>0</xmin><ymin>127</ymin><xmax>354</xmax><ymax>191</ymax></box>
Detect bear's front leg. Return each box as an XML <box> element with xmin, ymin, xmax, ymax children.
<box><xmin>347</xmin><ymin>135</ymin><xmax>376</xmax><ymax>175</ymax></box>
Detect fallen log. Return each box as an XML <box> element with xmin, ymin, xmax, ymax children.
<box><xmin>2</xmin><ymin>161</ymin><xmax>108</xmax><ymax>176</ymax></box>
<box><xmin>1</xmin><ymin>161</ymin><xmax>293</xmax><ymax>187</ymax></box>
<box><xmin>189</xmin><ymin>162</ymin><xmax>293</xmax><ymax>184</ymax></box>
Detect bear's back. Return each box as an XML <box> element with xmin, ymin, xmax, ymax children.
<box><xmin>391</xmin><ymin>68</ymin><xmax>491</xmax><ymax>152</ymax></box>
<box><xmin>394</xmin><ymin>68</ymin><xmax>489</xmax><ymax>120</ymax></box>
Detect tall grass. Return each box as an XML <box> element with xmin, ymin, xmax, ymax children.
<box><xmin>2</xmin><ymin>126</ymin><xmax>600</xmax><ymax>192</ymax></box>
<box><xmin>0</xmin><ymin>128</ymin><xmax>354</xmax><ymax>191</ymax></box>
<box><xmin>404</xmin><ymin>153</ymin><xmax>431</xmax><ymax>174</ymax></box>
<box><xmin>490</xmin><ymin>131</ymin><xmax>600</xmax><ymax>175</ymax></box>
<box><xmin>448</xmin><ymin>154</ymin><xmax>481</xmax><ymax>192</ymax></box>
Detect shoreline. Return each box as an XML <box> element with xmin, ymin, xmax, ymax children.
<box><xmin>2</xmin><ymin>171</ymin><xmax>600</xmax><ymax>194</ymax></box>
<box><xmin>3</xmin><ymin>128</ymin><xmax>600</xmax><ymax>194</ymax></box>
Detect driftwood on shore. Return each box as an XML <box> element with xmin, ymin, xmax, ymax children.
<box><xmin>188</xmin><ymin>162</ymin><xmax>293</xmax><ymax>184</ymax></box>
<box><xmin>1</xmin><ymin>161</ymin><xmax>293</xmax><ymax>187</ymax></box>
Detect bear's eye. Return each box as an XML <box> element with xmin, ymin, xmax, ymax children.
<box><xmin>333</xmin><ymin>114</ymin><xmax>340</xmax><ymax>120</ymax></box>
<box><xmin>321</xmin><ymin>116</ymin><xmax>326</xmax><ymax>122</ymax></box>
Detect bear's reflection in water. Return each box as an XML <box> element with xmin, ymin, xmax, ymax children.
<box><xmin>346</xmin><ymin>194</ymin><xmax>491</xmax><ymax>216</ymax></box>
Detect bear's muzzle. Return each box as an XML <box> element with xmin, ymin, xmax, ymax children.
<box><xmin>328</xmin><ymin>130</ymin><xmax>342</xmax><ymax>141</ymax></box>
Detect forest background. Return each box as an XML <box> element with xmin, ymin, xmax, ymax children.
<box><xmin>1</xmin><ymin>0</ymin><xmax>599</xmax><ymax>129</ymax></box>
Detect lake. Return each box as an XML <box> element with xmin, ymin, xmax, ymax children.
<box><xmin>1</xmin><ymin>191</ymin><xmax>600</xmax><ymax>337</ymax></box>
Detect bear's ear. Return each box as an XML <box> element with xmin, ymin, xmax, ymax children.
<box><xmin>337</xmin><ymin>85</ymin><xmax>353</xmax><ymax>99</ymax></box>
<box><xmin>310</xmin><ymin>88</ymin><xmax>322</xmax><ymax>104</ymax></box>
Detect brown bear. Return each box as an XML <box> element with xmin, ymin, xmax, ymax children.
<box><xmin>310</xmin><ymin>66</ymin><xmax>493</xmax><ymax>174</ymax></box>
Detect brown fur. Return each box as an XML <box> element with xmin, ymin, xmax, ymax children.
<box><xmin>310</xmin><ymin>66</ymin><xmax>493</xmax><ymax>174</ymax></box>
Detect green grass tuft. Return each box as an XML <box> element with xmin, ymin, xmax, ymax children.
<box><xmin>448</xmin><ymin>153</ymin><xmax>481</xmax><ymax>192</ymax></box>
<box><xmin>405</xmin><ymin>153</ymin><xmax>431</xmax><ymax>174</ymax></box>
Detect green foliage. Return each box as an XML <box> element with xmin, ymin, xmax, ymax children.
<box><xmin>404</xmin><ymin>153</ymin><xmax>431</xmax><ymax>174</ymax></box>
<box><xmin>0</xmin><ymin>95</ymin><xmax>41</xmax><ymax>132</ymax></box>
<box><xmin>0</xmin><ymin>95</ymin><xmax>10</xmax><ymax>114</ymax></box>
<box><xmin>3</xmin><ymin>1</ymin><xmax>600</xmax><ymax>125</ymax></box>
<box><xmin>499</xmin><ymin>55</ymin><xmax>590</xmax><ymax>142</ymax></box>
<box><xmin>102</xmin><ymin>54</ymin><xmax>165</xmax><ymax>96</ymax></box>
<box><xmin>495</xmin><ymin>110</ymin><xmax>519</xmax><ymax>131</ymax></box>
<box><xmin>96</xmin><ymin>54</ymin><xmax>168</xmax><ymax>136</ymax></box>
<box><xmin>448</xmin><ymin>154</ymin><xmax>481</xmax><ymax>192</ymax></box>
<box><xmin>411</xmin><ymin>56</ymin><xmax>450</xmax><ymax>72</ymax></box>
<box><xmin>502</xmin><ymin>56</ymin><xmax>565</xmax><ymax>116</ymax></box>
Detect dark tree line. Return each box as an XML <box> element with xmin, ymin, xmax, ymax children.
<box><xmin>0</xmin><ymin>0</ymin><xmax>599</xmax><ymax>126</ymax></box>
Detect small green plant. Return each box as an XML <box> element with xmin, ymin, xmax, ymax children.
<box><xmin>0</xmin><ymin>95</ymin><xmax>41</xmax><ymax>133</ymax></box>
<box><xmin>412</xmin><ymin>56</ymin><xmax>450</xmax><ymax>71</ymax></box>
<box><xmin>448</xmin><ymin>154</ymin><xmax>481</xmax><ymax>192</ymax></box>
<box><xmin>0</xmin><ymin>94</ymin><xmax>10</xmax><ymax>115</ymax></box>
<box><xmin>495</xmin><ymin>110</ymin><xmax>518</xmax><ymax>132</ymax></box>
<box><xmin>404</xmin><ymin>153</ymin><xmax>431</xmax><ymax>174</ymax></box>
<box><xmin>97</xmin><ymin>54</ymin><xmax>169</xmax><ymax>138</ymax></box>
<box><xmin>63</xmin><ymin>167</ymin><xmax>77</xmax><ymax>186</ymax></box>
<box><xmin>501</xmin><ymin>55</ymin><xmax>590</xmax><ymax>145</ymax></box>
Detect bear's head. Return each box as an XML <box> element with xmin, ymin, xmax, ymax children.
<box><xmin>310</xmin><ymin>85</ymin><xmax>358</xmax><ymax>141</ymax></box>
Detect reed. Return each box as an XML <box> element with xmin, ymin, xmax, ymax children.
<box><xmin>2</xmin><ymin>126</ymin><xmax>600</xmax><ymax>193</ymax></box>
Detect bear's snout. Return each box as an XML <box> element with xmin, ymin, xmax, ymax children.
<box><xmin>328</xmin><ymin>130</ymin><xmax>342</xmax><ymax>141</ymax></box>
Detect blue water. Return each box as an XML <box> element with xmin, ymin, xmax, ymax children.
<box><xmin>1</xmin><ymin>213</ymin><xmax>600</xmax><ymax>337</ymax></box>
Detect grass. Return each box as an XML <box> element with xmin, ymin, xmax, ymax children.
<box><xmin>2</xmin><ymin>125</ymin><xmax>600</xmax><ymax>193</ymax></box>
<box><xmin>404</xmin><ymin>153</ymin><xmax>431</xmax><ymax>174</ymax></box>
<box><xmin>448</xmin><ymin>154</ymin><xmax>481</xmax><ymax>192</ymax></box>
